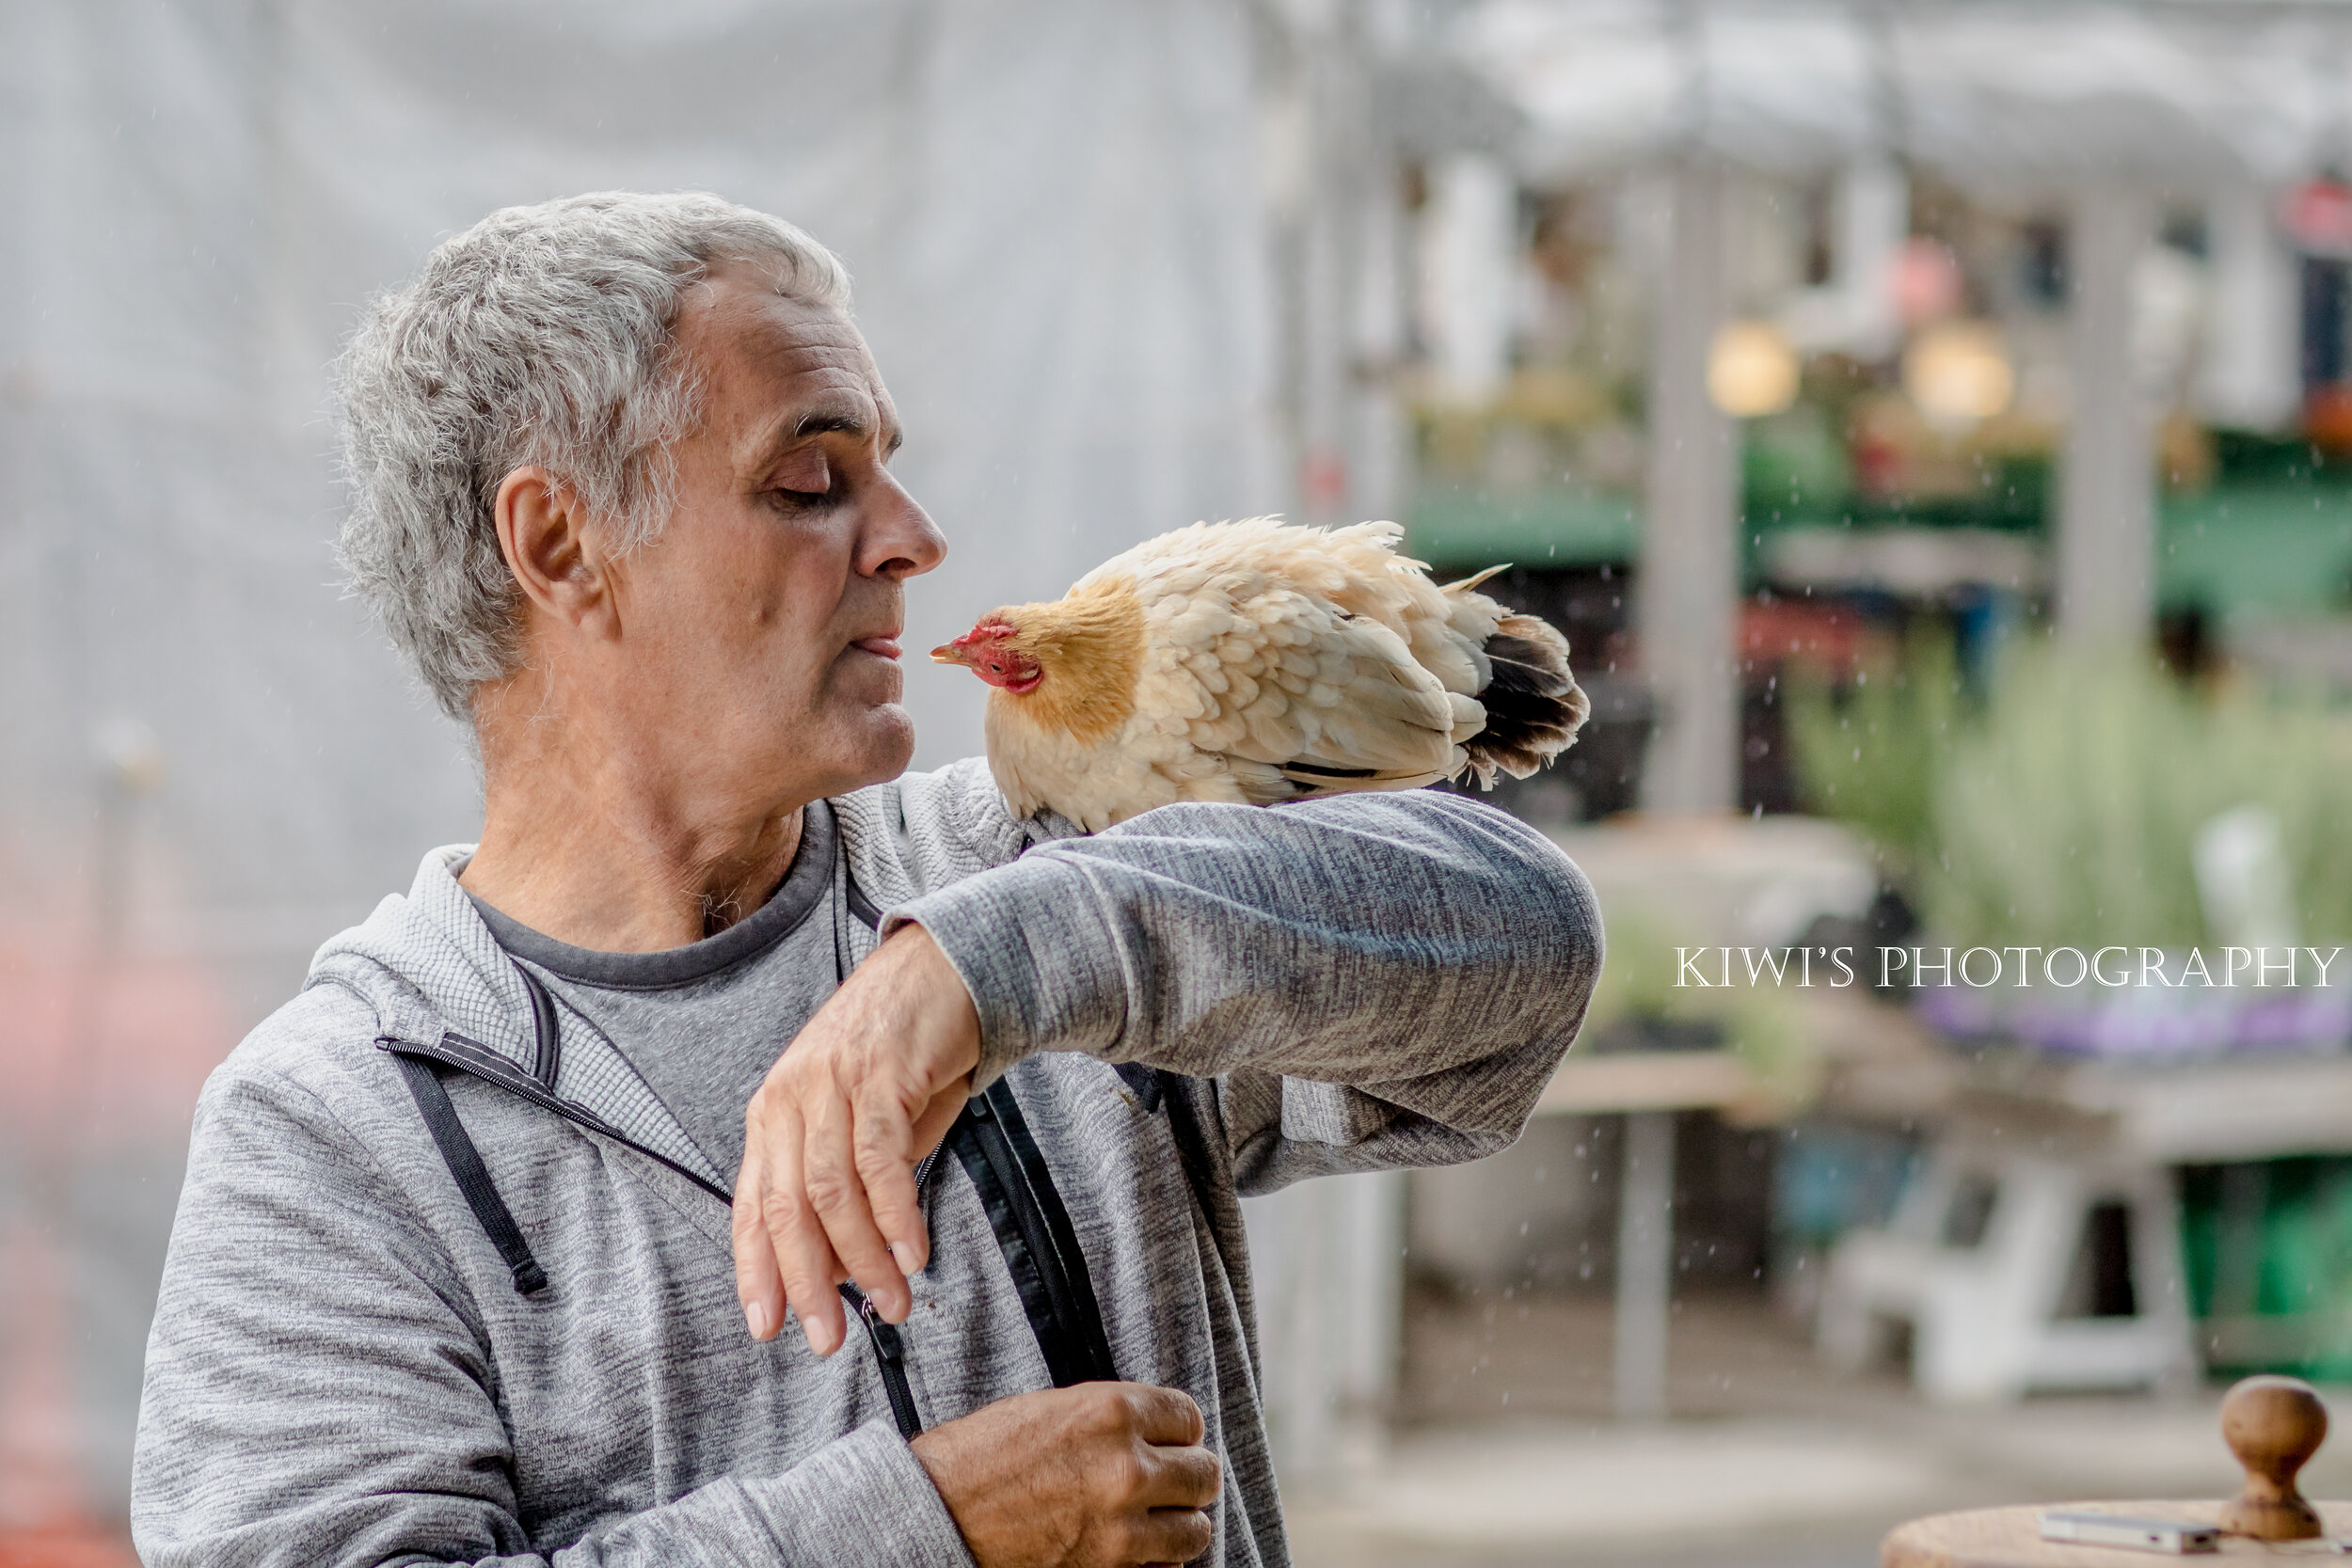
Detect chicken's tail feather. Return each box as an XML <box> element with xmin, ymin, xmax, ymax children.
<box><xmin>1442</xmin><ymin>563</ymin><xmax>1510</xmax><ymax>594</ymax></box>
<box><xmin>1458</xmin><ymin>613</ymin><xmax>1590</xmax><ymax>788</ymax></box>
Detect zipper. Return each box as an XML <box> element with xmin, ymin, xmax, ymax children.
<box><xmin>383</xmin><ymin>1031</ymin><xmax>935</xmax><ymax>1436</ymax></box>
<box><xmin>378</xmin><ymin>1034</ymin><xmax>731</xmax><ymax>1201</ymax></box>
<box><xmin>843</xmin><ymin>1283</ymin><xmax>923</xmax><ymax>1440</ymax></box>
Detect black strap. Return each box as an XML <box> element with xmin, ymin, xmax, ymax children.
<box><xmin>1112</xmin><ymin>1061</ymin><xmax>1164</xmax><ymax>1112</ymax></box>
<box><xmin>949</xmin><ymin>1083</ymin><xmax>1118</xmax><ymax>1387</ymax></box>
<box><xmin>393</xmin><ymin>1053</ymin><xmax>549</xmax><ymax>1296</ymax></box>
<box><xmin>984</xmin><ymin>1083</ymin><xmax>1116</xmax><ymax>1375</ymax></box>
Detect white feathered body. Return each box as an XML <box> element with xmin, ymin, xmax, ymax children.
<box><xmin>972</xmin><ymin>518</ymin><xmax>1586</xmax><ymax>832</ymax></box>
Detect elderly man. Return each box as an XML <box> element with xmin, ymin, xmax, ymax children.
<box><xmin>132</xmin><ymin>193</ymin><xmax>1599</xmax><ymax>1568</ymax></box>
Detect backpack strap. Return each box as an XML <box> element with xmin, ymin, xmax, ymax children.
<box><xmin>841</xmin><ymin>859</ymin><xmax>1216</xmax><ymax>1391</ymax></box>
<box><xmin>947</xmin><ymin>1082</ymin><xmax>1119</xmax><ymax>1386</ymax></box>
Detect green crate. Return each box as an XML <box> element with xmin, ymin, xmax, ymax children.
<box><xmin>2181</xmin><ymin>1158</ymin><xmax>2352</xmax><ymax>1380</ymax></box>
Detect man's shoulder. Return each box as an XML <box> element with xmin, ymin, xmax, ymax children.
<box><xmin>833</xmin><ymin>756</ymin><xmax>1075</xmax><ymax>900</ymax></box>
<box><xmin>196</xmin><ymin>979</ymin><xmax>391</xmax><ymax>1128</ymax></box>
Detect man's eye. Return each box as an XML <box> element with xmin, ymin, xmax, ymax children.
<box><xmin>769</xmin><ymin>473</ymin><xmax>842</xmax><ymax>510</ymax></box>
<box><xmin>771</xmin><ymin>451</ymin><xmax>833</xmax><ymax>502</ymax></box>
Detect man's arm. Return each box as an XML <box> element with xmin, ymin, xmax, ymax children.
<box><xmin>903</xmin><ymin>789</ymin><xmax>1599</xmax><ymax>1157</ymax></box>
<box><xmin>737</xmin><ymin>788</ymin><xmax>1597</xmax><ymax>1354</ymax></box>
<box><xmin>135</xmin><ymin>1061</ymin><xmax>975</xmax><ymax>1568</ymax></box>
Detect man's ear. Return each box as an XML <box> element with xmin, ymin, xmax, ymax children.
<box><xmin>495</xmin><ymin>467</ymin><xmax>620</xmax><ymax>640</ymax></box>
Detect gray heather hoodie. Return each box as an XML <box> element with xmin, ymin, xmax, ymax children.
<box><xmin>132</xmin><ymin>759</ymin><xmax>1600</xmax><ymax>1568</ymax></box>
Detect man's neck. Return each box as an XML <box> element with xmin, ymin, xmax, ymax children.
<box><xmin>459</xmin><ymin>705</ymin><xmax>806</xmax><ymax>954</ymax></box>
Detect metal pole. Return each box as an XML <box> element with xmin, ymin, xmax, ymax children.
<box><xmin>1614</xmin><ymin>1109</ymin><xmax>1677</xmax><ymax>1421</ymax></box>
<box><xmin>1637</xmin><ymin>159</ymin><xmax>1740</xmax><ymax>813</ymax></box>
<box><xmin>2056</xmin><ymin>183</ymin><xmax>2157</xmax><ymax>648</ymax></box>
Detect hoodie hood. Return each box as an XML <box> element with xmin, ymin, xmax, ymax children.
<box><xmin>303</xmin><ymin>843</ymin><xmax>719</xmax><ymax>1185</ymax></box>
<box><xmin>295</xmin><ymin>759</ymin><xmax>1076</xmax><ymax>1184</ymax></box>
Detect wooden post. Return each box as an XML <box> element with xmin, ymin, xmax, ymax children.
<box><xmin>1637</xmin><ymin>159</ymin><xmax>1740</xmax><ymax>813</ymax></box>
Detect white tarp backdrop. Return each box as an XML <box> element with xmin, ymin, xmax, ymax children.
<box><xmin>1457</xmin><ymin>0</ymin><xmax>2352</xmax><ymax>187</ymax></box>
<box><xmin>0</xmin><ymin>0</ymin><xmax>1301</xmax><ymax>1515</ymax></box>
<box><xmin>1</xmin><ymin>0</ymin><xmax>1284</xmax><ymax>967</ymax></box>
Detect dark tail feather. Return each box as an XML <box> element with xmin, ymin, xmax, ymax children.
<box><xmin>1459</xmin><ymin>613</ymin><xmax>1590</xmax><ymax>788</ymax></box>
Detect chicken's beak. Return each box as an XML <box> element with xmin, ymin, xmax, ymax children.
<box><xmin>930</xmin><ymin>641</ymin><xmax>969</xmax><ymax>666</ymax></box>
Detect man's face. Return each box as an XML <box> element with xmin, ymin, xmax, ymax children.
<box><xmin>600</xmin><ymin>267</ymin><xmax>946</xmax><ymax>809</ymax></box>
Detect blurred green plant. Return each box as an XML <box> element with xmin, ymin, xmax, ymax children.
<box><xmin>1789</xmin><ymin>636</ymin><xmax>2352</xmax><ymax>948</ymax></box>
<box><xmin>1929</xmin><ymin>647</ymin><xmax>2352</xmax><ymax>948</ymax></box>
<box><xmin>1783</xmin><ymin>630</ymin><xmax>1965</xmax><ymax>880</ymax></box>
<box><xmin>1585</xmin><ymin>908</ymin><xmax>1821</xmax><ymax>1116</ymax></box>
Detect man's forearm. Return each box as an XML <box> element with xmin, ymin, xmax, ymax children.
<box><xmin>889</xmin><ymin>790</ymin><xmax>1601</xmax><ymax>1103</ymax></box>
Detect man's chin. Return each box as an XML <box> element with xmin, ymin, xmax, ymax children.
<box><xmin>829</xmin><ymin>702</ymin><xmax>918</xmax><ymax>790</ymax></box>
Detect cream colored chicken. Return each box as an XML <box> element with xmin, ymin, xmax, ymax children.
<box><xmin>930</xmin><ymin>517</ymin><xmax>1590</xmax><ymax>832</ymax></box>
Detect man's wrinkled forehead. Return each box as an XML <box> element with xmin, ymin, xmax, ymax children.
<box><xmin>676</xmin><ymin>268</ymin><xmax>901</xmax><ymax>455</ymax></box>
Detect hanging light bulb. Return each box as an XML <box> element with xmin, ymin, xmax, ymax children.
<box><xmin>1707</xmin><ymin>320</ymin><xmax>1801</xmax><ymax>419</ymax></box>
<box><xmin>1902</xmin><ymin>320</ymin><xmax>2014</xmax><ymax>427</ymax></box>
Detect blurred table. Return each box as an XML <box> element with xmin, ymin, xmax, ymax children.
<box><xmin>1883</xmin><ymin>1499</ymin><xmax>2352</xmax><ymax>1566</ymax></box>
<box><xmin>1534</xmin><ymin>1049</ymin><xmax>1764</xmax><ymax>1419</ymax></box>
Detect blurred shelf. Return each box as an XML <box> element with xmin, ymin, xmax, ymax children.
<box><xmin>1535</xmin><ymin>1049</ymin><xmax>1761</xmax><ymax>1116</ymax></box>
<box><xmin>1949</xmin><ymin>1050</ymin><xmax>2352</xmax><ymax>1165</ymax></box>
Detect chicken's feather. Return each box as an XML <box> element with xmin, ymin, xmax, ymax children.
<box><xmin>973</xmin><ymin>517</ymin><xmax>1583</xmax><ymax>830</ymax></box>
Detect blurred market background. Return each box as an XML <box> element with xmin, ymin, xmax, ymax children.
<box><xmin>15</xmin><ymin>1</ymin><xmax>2352</xmax><ymax>1564</ymax></box>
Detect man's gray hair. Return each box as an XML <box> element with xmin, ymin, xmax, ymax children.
<box><xmin>334</xmin><ymin>191</ymin><xmax>851</xmax><ymax>721</ymax></box>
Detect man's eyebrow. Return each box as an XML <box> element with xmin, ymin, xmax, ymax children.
<box><xmin>792</xmin><ymin>411</ymin><xmax>865</xmax><ymax>439</ymax></box>
<box><xmin>770</xmin><ymin>410</ymin><xmax>906</xmax><ymax>458</ymax></box>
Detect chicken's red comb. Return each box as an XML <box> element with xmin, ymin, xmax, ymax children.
<box><xmin>954</xmin><ymin>620</ymin><xmax>1020</xmax><ymax>648</ymax></box>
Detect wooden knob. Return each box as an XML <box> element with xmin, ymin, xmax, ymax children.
<box><xmin>2218</xmin><ymin>1374</ymin><xmax>2328</xmax><ymax>1542</ymax></box>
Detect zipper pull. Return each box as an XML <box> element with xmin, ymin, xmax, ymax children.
<box><xmin>856</xmin><ymin>1294</ymin><xmax>906</xmax><ymax>1364</ymax></box>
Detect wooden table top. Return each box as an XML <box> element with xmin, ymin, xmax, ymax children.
<box><xmin>1883</xmin><ymin>1500</ymin><xmax>2352</xmax><ymax>1566</ymax></box>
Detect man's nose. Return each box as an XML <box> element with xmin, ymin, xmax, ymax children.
<box><xmin>860</xmin><ymin>476</ymin><xmax>947</xmax><ymax>581</ymax></box>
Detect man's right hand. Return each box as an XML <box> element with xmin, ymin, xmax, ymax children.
<box><xmin>909</xmin><ymin>1383</ymin><xmax>1219</xmax><ymax>1567</ymax></box>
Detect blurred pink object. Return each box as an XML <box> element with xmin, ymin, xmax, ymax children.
<box><xmin>1889</xmin><ymin>238</ymin><xmax>1964</xmax><ymax>328</ymax></box>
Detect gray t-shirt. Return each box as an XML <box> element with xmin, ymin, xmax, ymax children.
<box><xmin>467</xmin><ymin>801</ymin><xmax>843</xmax><ymax>1180</ymax></box>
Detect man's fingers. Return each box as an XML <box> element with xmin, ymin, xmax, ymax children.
<box><xmin>1128</xmin><ymin>1506</ymin><xmax>1215</xmax><ymax>1566</ymax></box>
<box><xmin>757</xmin><ymin>1109</ymin><xmax>849</xmax><ymax>1356</ymax></box>
<box><xmin>1127</xmin><ymin>1385</ymin><xmax>1207</xmax><ymax>1448</ymax></box>
<box><xmin>731</xmin><ymin>1159</ymin><xmax>786</xmax><ymax>1341</ymax></box>
<box><xmin>909</xmin><ymin>1084</ymin><xmax>967</xmax><ymax>1165</ymax></box>
<box><xmin>802</xmin><ymin>1086</ymin><xmax>912</xmax><ymax>1323</ymax></box>
<box><xmin>1138</xmin><ymin>1443</ymin><xmax>1222</xmax><ymax>1511</ymax></box>
<box><xmin>855</xmin><ymin>1085</ymin><xmax>939</xmax><ymax>1284</ymax></box>
<box><xmin>729</xmin><ymin>918</ymin><xmax>983</xmax><ymax>1354</ymax></box>
<box><xmin>770</xmin><ymin>1193</ymin><xmax>845</xmax><ymax>1355</ymax></box>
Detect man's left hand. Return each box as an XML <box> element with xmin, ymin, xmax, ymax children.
<box><xmin>733</xmin><ymin>924</ymin><xmax>979</xmax><ymax>1355</ymax></box>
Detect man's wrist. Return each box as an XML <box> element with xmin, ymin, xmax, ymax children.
<box><xmin>883</xmin><ymin>852</ymin><xmax>1127</xmax><ymax>1089</ymax></box>
<box><xmin>876</xmin><ymin>923</ymin><xmax>983</xmax><ymax>1088</ymax></box>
